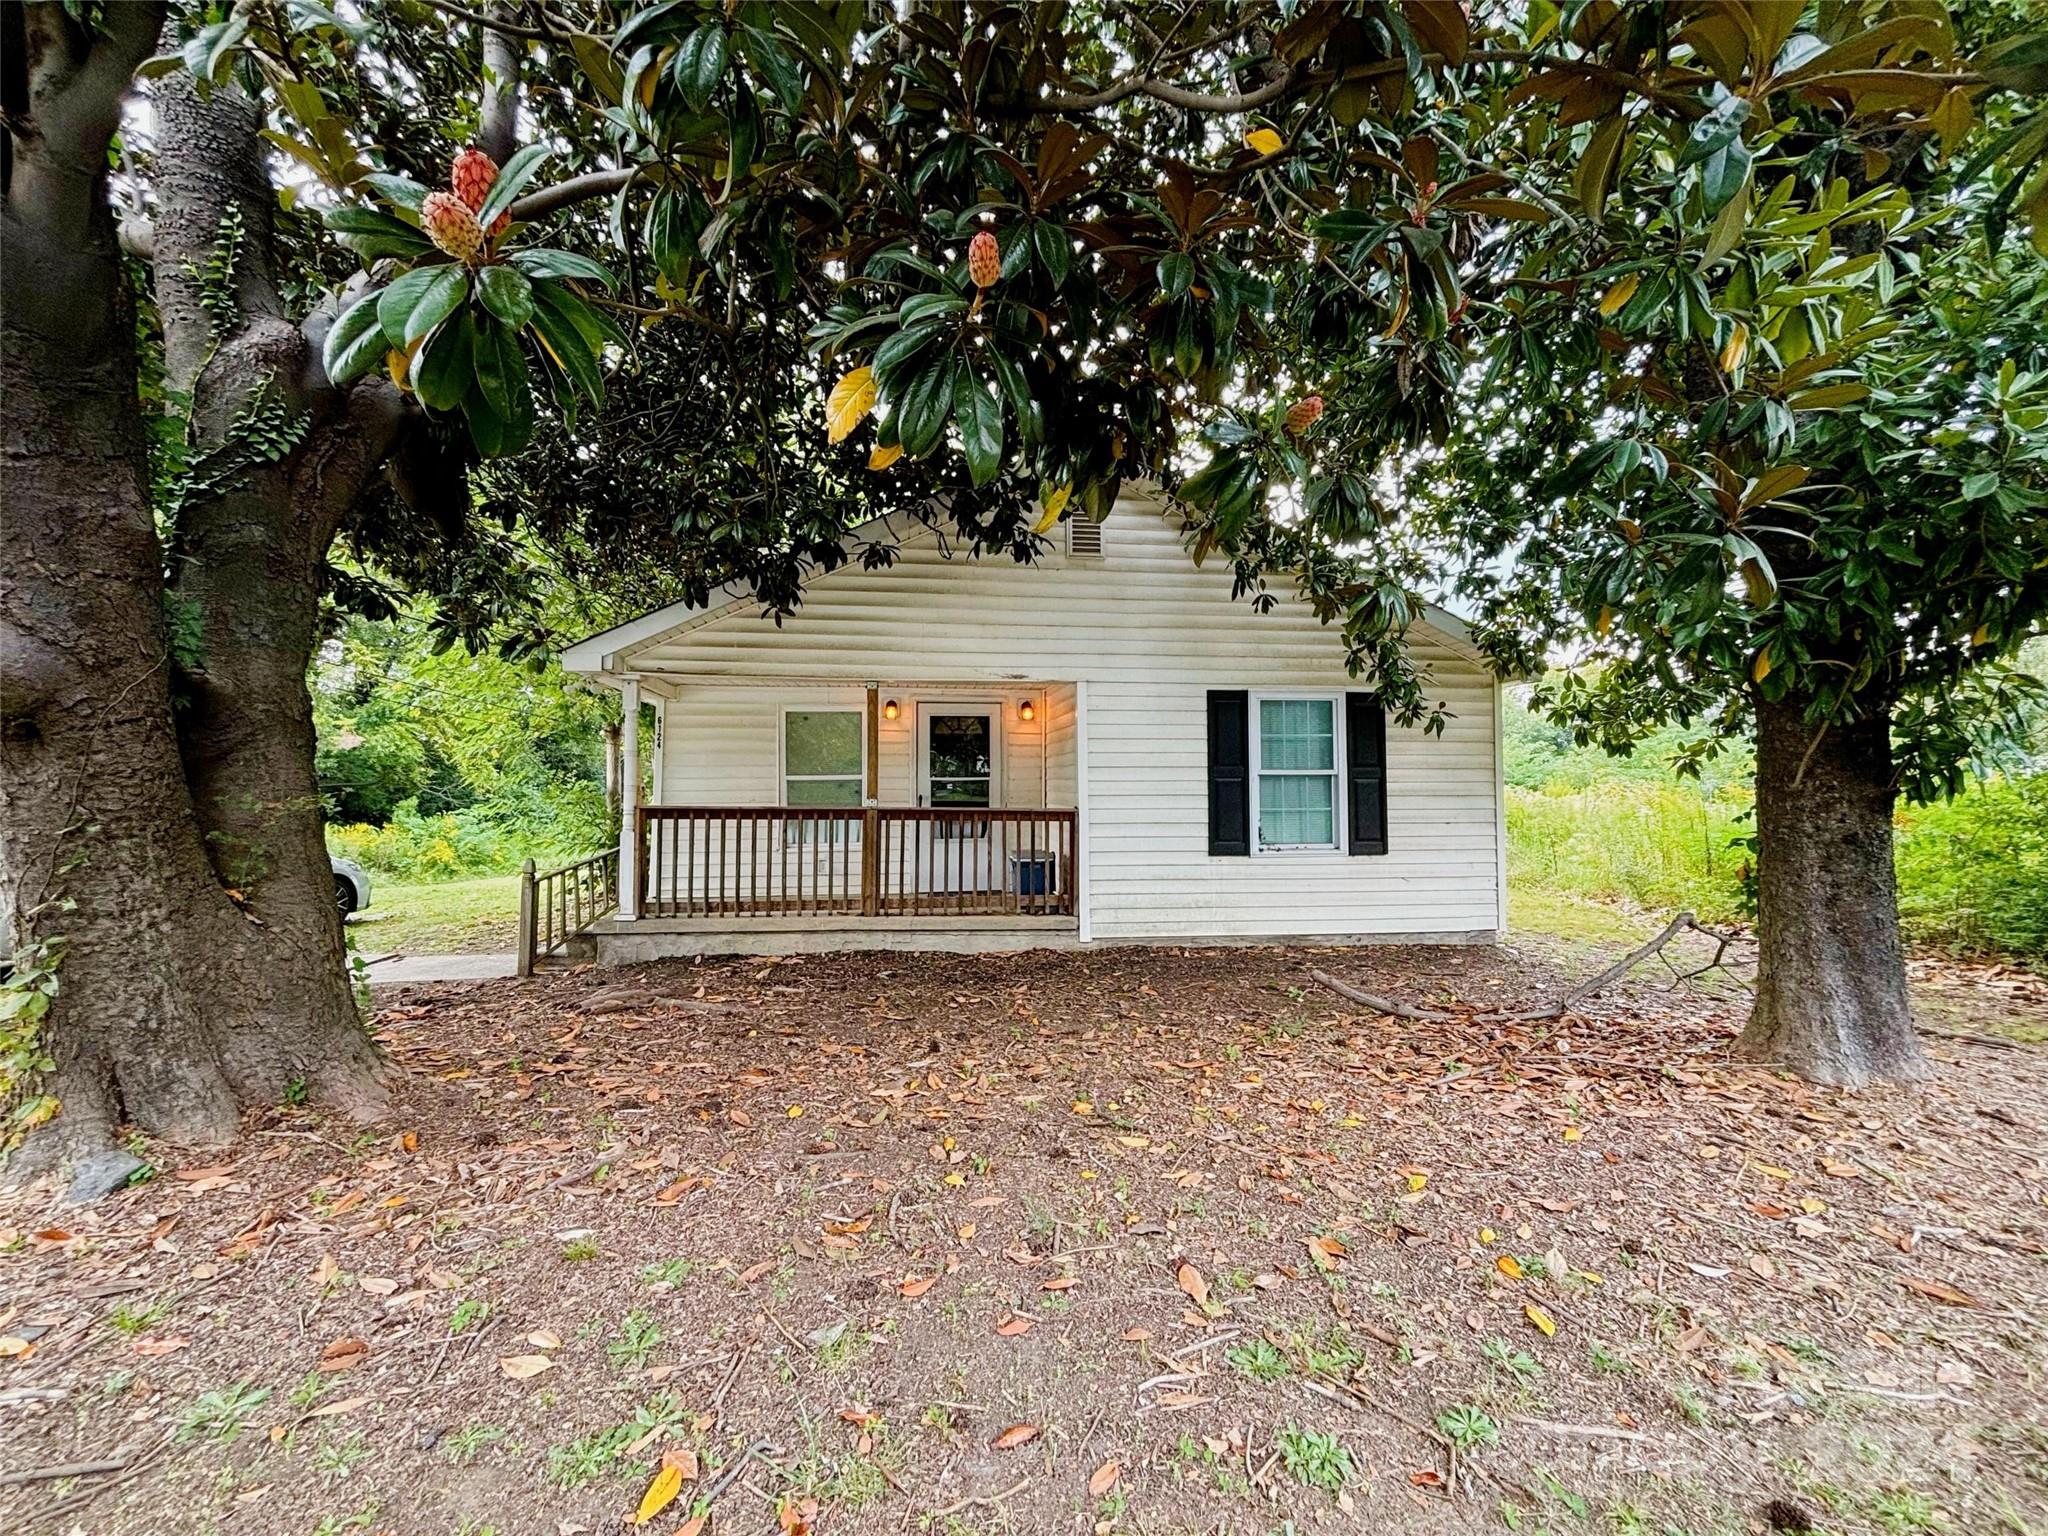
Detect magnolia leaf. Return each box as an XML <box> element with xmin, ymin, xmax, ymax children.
<box><xmin>1597</xmin><ymin>274</ymin><xmax>1639</xmax><ymax>317</ymax></box>
<box><xmin>1718</xmin><ymin>322</ymin><xmax>1750</xmax><ymax>374</ymax></box>
<box><xmin>1034</xmin><ymin>481</ymin><xmax>1072</xmax><ymax>534</ymax></box>
<box><xmin>1753</xmin><ymin>646</ymin><xmax>1774</xmax><ymax>682</ymax></box>
<box><xmin>868</xmin><ymin>443</ymin><xmax>904</xmax><ymax>471</ymax></box>
<box><xmin>824</xmin><ymin>366</ymin><xmax>878</xmax><ymax>443</ymax></box>
<box><xmin>1244</xmin><ymin>127</ymin><xmax>1283</xmax><ymax>156</ymax></box>
<box><xmin>991</xmin><ymin>1423</ymin><xmax>1040</xmax><ymax>1450</ymax></box>
<box><xmin>633</xmin><ymin>1461</ymin><xmax>684</xmax><ymax>1525</ymax></box>
<box><xmin>497</xmin><ymin>1352</ymin><xmax>555</xmax><ymax>1379</ymax></box>
<box><xmin>1575</xmin><ymin>116</ymin><xmax>1626</xmax><ymax>218</ymax></box>
<box><xmin>1524</xmin><ymin>1303</ymin><xmax>1557</xmax><ymax>1337</ymax></box>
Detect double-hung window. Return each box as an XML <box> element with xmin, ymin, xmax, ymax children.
<box><xmin>783</xmin><ymin>709</ymin><xmax>864</xmax><ymax>840</ymax></box>
<box><xmin>1253</xmin><ymin>695</ymin><xmax>1340</xmax><ymax>851</ymax></box>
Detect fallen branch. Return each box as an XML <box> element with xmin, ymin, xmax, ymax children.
<box><xmin>1310</xmin><ymin>911</ymin><xmax>1740</xmax><ymax>1026</ymax></box>
<box><xmin>0</xmin><ymin>1454</ymin><xmax>131</xmax><ymax>1487</ymax></box>
<box><xmin>929</xmin><ymin>1478</ymin><xmax>1029</xmax><ymax>1518</ymax></box>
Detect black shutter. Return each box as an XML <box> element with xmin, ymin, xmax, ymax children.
<box><xmin>1206</xmin><ymin>690</ymin><xmax>1250</xmax><ymax>856</ymax></box>
<box><xmin>1346</xmin><ymin>692</ymin><xmax>1388</xmax><ymax>856</ymax></box>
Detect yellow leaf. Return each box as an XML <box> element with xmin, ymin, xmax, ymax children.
<box><xmin>634</xmin><ymin>1462</ymin><xmax>683</xmax><ymax>1525</ymax></box>
<box><xmin>1524</xmin><ymin>1303</ymin><xmax>1557</xmax><ymax>1337</ymax></box>
<box><xmin>824</xmin><ymin>366</ymin><xmax>878</xmax><ymax>444</ymax></box>
<box><xmin>1561</xmin><ymin>1126</ymin><xmax>1581</xmax><ymax>1142</ymax></box>
<box><xmin>786</xmin><ymin>1104</ymin><xmax>804</xmax><ymax>1118</ymax></box>
<box><xmin>1753</xmin><ymin>646</ymin><xmax>1773</xmax><ymax>682</ymax></box>
<box><xmin>1478</xmin><ymin>1227</ymin><xmax>1496</xmax><ymax>1244</ymax></box>
<box><xmin>1598</xmin><ymin>273</ymin><xmax>1639</xmax><ymax>317</ymax></box>
<box><xmin>1244</xmin><ymin>127</ymin><xmax>1284</xmax><ymax>156</ymax></box>
<box><xmin>868</xmin><ymin>443</ymin><xmax>903</xmax><ymax>471</ymax></box>
<box><xmin>386</xmin><ymin>343</ymin><xmax>416</xmax><ymax>391</ymax></box>
<box><xmin>1033</xmin><ymin>481</ymin><xmax>1072</xmax><ymax>534</ymax></box>
<box><xmin>1495</xmin><ymin>1255</ymin><xmax>1524</xmax><ymax>1279</ymax></box>
<box><xmin>1718</xmin><ymin>322</ymin><xmax>1749</xmax><ymax>374</ymax></box>
<box><xmin>1406</xmin><ymin>1172</ymin><xmax>1427</xmax><ymax>1192</ymax></box>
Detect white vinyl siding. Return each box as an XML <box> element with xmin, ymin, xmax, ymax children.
<box><xmin>628</xmin><ymin>498</ymin><xmax>1499</xmax><ymax>941</ymax></box>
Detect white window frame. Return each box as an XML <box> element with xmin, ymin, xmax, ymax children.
<box><xmin>1249</xmin><ymin>690</ymin><xmax>1345</xmax><ymax>855</ymax></box>
<box><xmin>779</xmin><ymin>705</ymin><xmax>867</xmax><ymax>841</ymax></box>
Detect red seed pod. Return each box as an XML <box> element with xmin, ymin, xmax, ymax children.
<box><xmin>968</xmin><ymin>229</ymin><xmax>1001</xmax><ymax>289</ymax></box>
<box><xmin>450</xmin><ymin>146</ymin><xmax>498</xmax><ymax>212</ymax></box>
<box><xmin>1284</xmin><ymin>395</ymin><xmax>1325</xmax><ymax>436</ymax></box>
<box><xmin>421</xmin><ymin>191</ymin><xmax>487</xmax><ymax>263</ymax></box>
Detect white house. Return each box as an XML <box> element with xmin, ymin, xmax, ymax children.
<box><xmin>557</xmin><ymin>487</ymin><xmax>1507</xmax><ymax>961</ymax></box>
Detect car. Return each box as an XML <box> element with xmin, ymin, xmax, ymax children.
<box><xmin>332</xmin><ymin>857</ymin><xmax>372</xmax><ymax>917</ymax></box>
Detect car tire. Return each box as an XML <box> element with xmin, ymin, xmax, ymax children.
<box><xmin>334</xmin><ymin>874</ymin><xmax>358</xmax><ymax>916</ymax></box>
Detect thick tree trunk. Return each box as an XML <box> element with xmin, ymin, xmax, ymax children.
<box><xmin>2</xmin><ymin>6</ymin><xmax>384</xmax><ymax>1172</ymax></box>
<box><xmin>1735</xmin><ymin>693</ymin><xmax>1928</xmax><ymax>1084</ymax></box>
<box><xmin>152</xmin><ymin>67</ymin><xmax>395</xmax><ymax>1086</ymax></box>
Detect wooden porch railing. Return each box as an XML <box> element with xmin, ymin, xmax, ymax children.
<box><xmin>516</xmin><ymin>848</ymin><xmax>619</xmax><ymax>977</ymax></box>
<box><xmin>637</xmin><ymin>806</ymin><xmax>1077</xmax><ymax>920</ymax></box>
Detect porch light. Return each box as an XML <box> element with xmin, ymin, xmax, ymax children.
<box><xmin>1018</xmin><ymin>698</ymin><xmax>1036</xmax><ymax>721</ymax></box>
<box><xmin>883</xmin><ymin>699</ymin><xmax>900</xmax><ymax>720</ymax></box>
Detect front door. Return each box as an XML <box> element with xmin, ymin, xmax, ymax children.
<box><xmin>917</xmin><ymin>703</ymin><xmax>999</xmax><ymax>893</ymax></box>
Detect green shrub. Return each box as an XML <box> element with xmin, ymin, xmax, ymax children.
<box><xmin>327</xmin><ymin>780</ymin><xmax>612</xmax><ymax>883</ymax></box>
<box><xmin>1895</xmin><ymin>774</ymin><xmax>2048</xmax><ymax>959</ymax></box>
<box><xmin>1507</xmin><ymin>783</ymin><xmax>1753</xmax><ymax>924</ymax></box>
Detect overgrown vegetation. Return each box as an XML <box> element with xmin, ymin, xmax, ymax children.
<box><xmin>1504</xmin><ymin>646</ymin><xmax>2048</xmax><ymax>961</ymax></box>
<box><xmin>315</xmin><ymin>615</ymin><xmax>617</xmax><ymax>881</ymax></box>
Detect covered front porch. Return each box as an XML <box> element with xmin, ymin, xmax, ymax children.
<box><xmin>594</xmin><ymin>675</ymin><xmax>1083</xmax><ymax>957</ymax></box>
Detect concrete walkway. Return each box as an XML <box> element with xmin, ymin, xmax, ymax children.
<box><xmin>362</xmin><ymin>952</ymin><xmax>517</xmax><ymax>985</ymax></box>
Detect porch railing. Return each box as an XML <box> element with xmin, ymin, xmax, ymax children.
<box><xmin>637</xmin><ymin>806</ymin><xmax>1077</xmax><ymax>920</ymax></box>
<box><xmin>516</xmin><ymin>848</ymin><xmax>619</xmax><ymax>976</ymax></box>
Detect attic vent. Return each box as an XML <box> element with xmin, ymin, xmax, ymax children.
<box><xmin>1066</xmin><ymin>517</ymin><xmax>1104</xmax><ymax>558</ymax></box>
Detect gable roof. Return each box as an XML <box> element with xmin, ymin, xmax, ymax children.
<box><xmin>560</xmin><ymin>486</ymin><xmax>1485</xmax><ymax>675</ymax></box>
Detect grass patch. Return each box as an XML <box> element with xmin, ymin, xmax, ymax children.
<box><xmin>346</xmin><ymin>875</ymin><xmax>518</xmax><ymax>955</ymax></box>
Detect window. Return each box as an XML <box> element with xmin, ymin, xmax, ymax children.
<box><xmin>1254</xmin><ymin>696</ymin><xmax>1339</xmax><ymax>851</ymax></box>
<box><xmin>783</xmin><ymin>709</ymin><xmax>863</xmax><ymax>806</ymax></box>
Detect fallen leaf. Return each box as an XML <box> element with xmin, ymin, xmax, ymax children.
<box><xmin>357</xmin><ymin>1276</ymin><xmax>398</xmax><ymax>1297</ymax></box>
<box><xmin>1495</xmin><ymin>1255</ymin><xmax>1524</xmax><ymax>1280</ymax></box>
<box><xmin>1524</xmin><ymin>1304</ymin><xmax>1556</xmax><ymax>1337</ymax></box>
<box><xmin>318</xmin><ymin>1337</ymin><xmax>367</xmax><ymax>1372</ymax></box>
<box><xmin>1900</xmin><ymin>1276</ymin><xmax>1978</xmax><ymax>1307</ymax></box>
<box><xmin>996</xmin><ymin>1313</ymin><xmax>1034</xmax><ymax>1337</ymax></box>
<box><xmin>1088</xmin><ymin>1459</ymin><xmax>1120</xmax><ymax>1497</ymax></box>
<box><xmin>1040</xmin><ymin>1275</ymin><xmax>1077</xmax><ymax>1292</ymax></box>
<box><xmin>498</xmin><ymin>1353</ymin><xmax>556</xmax><ymax>1380</ymax></box>
<box><xmin>131</xmin><ymin>1336</ymin><xmax>190</xmax><ymax>1357</ymax></box>
<box><xmin>991</xmin><ymin>1422</ymin><xmax>1039</xmax><ymax>1450</ymax></box>
<box><xmin>900</xmin><ymin>1275</ymin><xmax>937</xmax><ymax>1298</ymax></box>
<box><xmin>528</xmin><ymin>1329</ymin><xmax>563</xmax><ymax>1350</ymax></box>
<box><xmin>307</xmin><ymin>1395</ymin><xmax>369</xmax><ymax>1419</ymax></box>
<box><xmin>633</xmin><ymin>1459</ymin><xmax>684</xmax><ymax>1525</ymax></box>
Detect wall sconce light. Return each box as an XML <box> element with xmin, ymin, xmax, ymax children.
<box><xmin>882</xmin><ymin>699</ymin><xmax>900</xmax><ymax>721</ymax></box>
<box><xmin>1018</xmin><ymin>698</ymin><xmax>1036</xmax><ymax>721</ymax></box>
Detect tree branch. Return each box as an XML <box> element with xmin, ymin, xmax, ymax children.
<box><xmin>1038</xmin><ymin>61</ymin><xmax>1301</xmax><ymax>114</ymax></box>
<box><xmin>478</xmin><ymin>4</ymin><xmax>521</xmax><ymax>164</ymax></box>
<box><xmin>508</xmin><ymin>164</ymin><xmax>636</xmax><ymax>222</ymax></box>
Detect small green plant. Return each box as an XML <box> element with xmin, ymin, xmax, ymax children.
<box><xmin>1669</xmin><ymin>1383</ymin><xmax>1709</xmax><ymax>1425</ymax></box>
<box><xmin>178</xmin><ymin>1381</ymin><xmax>273</xmax><ymax>1443</ymax></box>
<box><xmin>560</xmin><ymin>1235</ymin><xmax>599</xmax><ymax>1262</ymax></box>
<box><xmin>109</xmin><ymin>1297</ymin><xmax>170</xmax><ymax>1336</ymax></box>
<box><xmin>545</xmin><ymin>1425</ymin><xmax>636</xmax><ymax>1490</ymax></box>
<box><xmin>440</xmin><ymin>1423</ymin><xmax>505</xmax><ymax>1465</ymax></box>
<box><xmin>449</xmin><ymin>1298</ymin><xmax>490</xmax><ymax>1335</ymax></box>
<box><xmin>1481</xmin><ymin>1338</ymin><xmax>1540</xmax><ymax>1383</ymax></box>
<box><xmin>607</xmin><ymin>1310</ymin><xmax>663</xmax><ymax>1368</ymax></box>
<box><xmin>313</xmin><ymin>1431</ymin><xmax>372</xmax><ymax>1482</ymax></box>
<box><xmin>1587</xmin><ymin>1338</ymin><xmax>1634</xmax><ymax>1375</ymax></box>
<box><xmin>1437</xmin><ymin>1403</ymin><xmax>1500</xmax><ymax>1451</ymax></box>
<box><xmin>640</xmin><ymin>1257</ymin><xmax>697</xmax><ymax>1286</ymax></box>
<box><xmin>289</xmin><ymin>1370</ymin><xmax>331</xmax><ymax>1410</ymax></box>
<box><xmin>815</xmin><ymin>1321</ymin><xmax>868</xmax><ymax>1374</ymax></box>
<box><xmin>283</xmin><ymin>1075</ymin><xmax>310</xmax><ymax>1107</ymax></box>
<box><xmin>1868</xmin><ymin>1487</ymin><xmax>1945</xmax><ymax>1534</ymax></box>
<box><xmin>1224</xmin><ymin>1337</ymin><xmax>1289</xmax><ymax>1383</ymax></box>
<box><xmin>1276</xmin><ymin>1426</ymin><xmax>1353</xmax><ymax>1495</ymax></box>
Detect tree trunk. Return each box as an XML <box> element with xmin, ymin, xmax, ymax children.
<box><xmin>1736</xmin><ymin>693</ymin><xmax>1928</xmax><ymax>1084</ymax></box>
<box><xmin>2</xmin><ymin>6</ymin><xmax>384</xmax><ymax>1171</ymax></box>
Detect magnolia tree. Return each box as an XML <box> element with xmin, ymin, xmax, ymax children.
<box><xmin>4</xmin><ymin>2</ymin><xmax>2046</xmax><ymax>1175</ymax></box>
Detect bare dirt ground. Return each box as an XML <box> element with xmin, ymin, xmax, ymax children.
<box><xmin>4</xmin><ymin>931</ymin><xmax>2046</xmax><ymax>1536</ymax></box>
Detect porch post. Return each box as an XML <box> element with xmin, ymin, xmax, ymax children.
<box><xmin>861</xmin><ymin>683</ymin><xmax>881</xmax><ymax>915</ymax></box>
<box><xmin>617</xmin><ymin>675</ymin><xmax>641</xmax><ymax>920</ymax></box>
<box><xmin>1075</xmin><ymin>679</ymin><xmax>1091</xmax><ymax>943</ymax></box>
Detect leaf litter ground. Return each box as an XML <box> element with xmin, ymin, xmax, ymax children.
<box><xmin>4</xmin><ymin>932</ymin><xmax>2046</xmax><ymax>1536</ymax></box>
